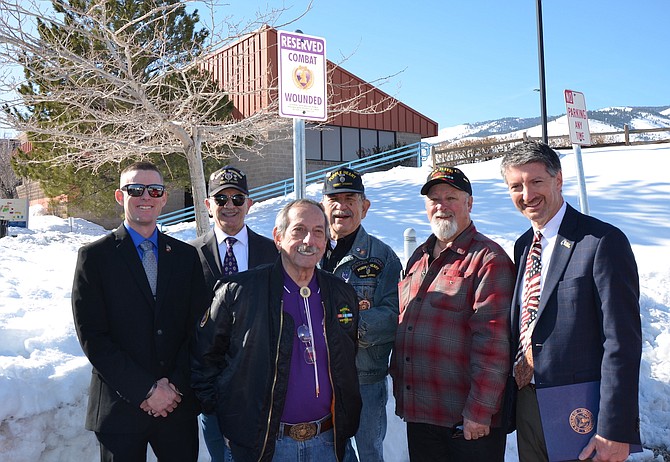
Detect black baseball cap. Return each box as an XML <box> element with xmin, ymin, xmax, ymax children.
<box><xmin>208</xmin><ymin>166</ymin><xmax>249</xmax><ymax>196</ymax></box>
<box><xmin>420</xmin><ymin>166</ymin><xmax>472</xmax><ymax>196</ymax></box>
<box><xmin>323</xmin><ymin>168</ymin><xmax>365</xmax><ymax>195</ymax></box>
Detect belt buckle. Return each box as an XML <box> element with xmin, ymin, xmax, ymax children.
<box><xmin>289</xmin><ymin>422</ymin><xmax>317</xmax><ymax>441</ymax></box>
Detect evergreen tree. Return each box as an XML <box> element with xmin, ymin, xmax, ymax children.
<box><xmin>7</xmin><ymin>0</ymin><xmax>233</xmax><ymax>231</ymax></box>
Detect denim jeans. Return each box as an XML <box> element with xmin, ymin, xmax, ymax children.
<box><xmin>200</xmin><ymin>413</ymin><xmax>234</xmax><ymax>462</ymax></box>
<box><xmin>272</xmin><ymin>428</ymin><xmax>337</xmax><ymax>462</ymax></box>
<box><xmin>343</xmin><ymin>379</ymin><xmax>388</xmax><ymax>462</ymax></box>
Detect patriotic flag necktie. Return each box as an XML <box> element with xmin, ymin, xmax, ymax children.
<box><xmin>514</xmin><ymin>231</ymin><xmax>543</xmax><ymax>389</ymax></box>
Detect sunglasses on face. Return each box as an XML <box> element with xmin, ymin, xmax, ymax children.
<box><xmin>212</xmin><ymin>193</ymin><xmax>247</xmax><ymax>207</ymax></box>
<box><xmin>121</xmin><ymin>183</ymin><xmax>165</xmax><ymax>198</ymax></box>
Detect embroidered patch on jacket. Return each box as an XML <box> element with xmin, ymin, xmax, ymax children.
<box><xmin>352</xmin><ymin>258</ymin><xmax>384</xmax><ymax>279</ymax></box>
<box><xmin>337</xmin><ymin>306</ymin><xmax>354</xmax><ymax>325</ymax></box>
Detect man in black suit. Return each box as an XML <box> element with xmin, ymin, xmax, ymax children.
<box><xmin>500</xmin><ymin>141</ymin><xmax>641</xmax><ymax>462</ymax></box>
<box><xmin>72</xmin><ymin>161</ymin><xmax>208</xmax><ymax>462</ymax></box>
<box><xmin>190</xmin><ymin>165</ymin><xmax>277</xmax><ymax>290</ymax></box>
<box><xmin>189</xmin><ymin>165</ymin><xmax>276</xmax><ymax>461</ymax></box>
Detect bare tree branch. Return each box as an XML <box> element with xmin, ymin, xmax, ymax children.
<box><xmin>0</xmin><ymin>0</ymin><xmax>399</xmax><ymax>235</ymax></box>
<box><xmin>0</xmin><ymin>138</ymin><xmax>21</xmax><ymax>198</ymax></box>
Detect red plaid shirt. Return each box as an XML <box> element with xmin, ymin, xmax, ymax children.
<box><xmin>391</xmin><ymin>223</ymin><xmax>514</xmax><ymax>427</ymax></box>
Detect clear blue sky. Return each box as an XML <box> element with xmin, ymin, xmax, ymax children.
<box><xmin>220</xmin><ymin>0</ymin><xmax>669</xmax><ymax>128</ymax></box>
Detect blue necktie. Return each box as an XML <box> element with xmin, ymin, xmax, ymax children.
<box><xmin>223</xmin><ymin>237</ymin><xmax>239</xmax><ymax>276</ymax></box>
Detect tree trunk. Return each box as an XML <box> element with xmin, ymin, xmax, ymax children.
<box><xmin>184</xmin><ymin>128</ymin><xmax>210</xmax><ymax>237</ymax></box>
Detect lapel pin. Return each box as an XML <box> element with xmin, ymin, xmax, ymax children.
<box><xmin>165</xmin><ymin>244</ymin><xmax>172</xmax><ymax>252</ymax></box>
<box><xmin>561</xmin><ymin>239</ymin><xmax>572</xmax><ymax>249</ymax></box>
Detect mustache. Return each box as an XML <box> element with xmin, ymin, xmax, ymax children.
<box><xmin>332</xmin><ymin>210</ymin><xmax>353</xmax><ymax>218</ymax></box>
<box><xmin>297</xmin><ymin>244</ymin><xmax>318</xmax><ymax>255</ymax></box>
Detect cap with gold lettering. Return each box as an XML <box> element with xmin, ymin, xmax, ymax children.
<box><xmin>420</xmin><ymin>166</ymin><xmax>472</xmax><ymax>196</ymax></box>
<box><xmin>323</xmin><ymin>167</ymin><xmax>365</xmax><ymax>195</ymax></box>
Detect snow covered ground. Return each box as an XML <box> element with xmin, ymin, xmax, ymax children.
<box><xmin>1</xmin><ymin>143</ymin><xmax>669</xmax><ymax>461</ymax></box>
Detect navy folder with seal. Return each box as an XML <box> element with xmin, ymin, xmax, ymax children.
<box><xmin>536</xmin><ymin>380</ymin><xmax>642</xmax><ymax>462</ymax></box>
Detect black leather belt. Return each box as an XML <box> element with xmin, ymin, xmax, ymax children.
<box><xmin>281</xmin><ymin>415</ymin><xmax>333</xmax><ymax>441</ymax></box>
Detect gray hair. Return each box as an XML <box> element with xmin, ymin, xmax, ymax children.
<box><xmin>500</xmin><ymin>141</ymin><xmax>562</xmax><ymax>181</ymax></box>
<box><xmin>275</xmin><ymin>198</ymin><xmax>330</xmax><ymax>240</ymax></box>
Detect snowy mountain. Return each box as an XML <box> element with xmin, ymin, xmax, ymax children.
<box><xmin>426</xmin><ymin>105</ymin><xmax>670</xmax><ymax>144</ymax></box>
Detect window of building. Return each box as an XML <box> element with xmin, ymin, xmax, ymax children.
<box><xmin>321</xmin><ymin>126</ymin><xmax>341</xmax><ymax>161</ymax></box>
<box><xmin>306</xmin><ymin>125</ymin><xmax>396</xmax><ymax>162</ymax></box>
<box><xmin>341</xmin><ymin>127</ymin><xmax>359</xmax><ymax>161</ymax></box>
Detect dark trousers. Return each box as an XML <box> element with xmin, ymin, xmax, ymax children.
<box><xmin>406</xmin><ymin>421</ymin><xmax>506</xmax><ymax>462</ymax></box>
<box><xmin>516</xmin><ymin>385</ymin><xmax>588</xmax><ymax>462</ymax></box>
<box><xmin>95</xmin><ymin>417</ymin><xmax>198</xmax><ymax>462</ymax></box>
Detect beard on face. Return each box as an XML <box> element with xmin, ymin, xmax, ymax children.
<box><xmin>430</xmin><ymin>213</ymin><xmax>458</xmax><ymax>242</ymax></box>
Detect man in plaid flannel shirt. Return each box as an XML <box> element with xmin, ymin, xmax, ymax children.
<box><xmin>390</xmin><ymin>166</ymin><xmax>515</xmax><ymax>461</ymax></box>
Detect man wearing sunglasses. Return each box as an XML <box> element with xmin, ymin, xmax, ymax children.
<box><xmin>191</xmin><ymin>165</ymin><xmax>277</xmax><ymax>291</ymax></box>
<box><xmin>72</xmin><ymin>161</ymin><xmax>208</xmax><ymax>462</ymax></box>
<box><xmin>190</xmin><ymin>165</ymin><xmax>277</xmax><ymax>461</ymax></box>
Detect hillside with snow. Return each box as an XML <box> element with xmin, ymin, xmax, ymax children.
<box><xmin>425</xmin><ymin>105</ymin><xmax>670</xmax><ymax>144</ymax></box>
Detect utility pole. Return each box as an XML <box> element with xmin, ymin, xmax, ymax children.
<box><xmin>536</xmin><ymin>0</ymin><xmax>549</xmax><ymax>144</ymax></box>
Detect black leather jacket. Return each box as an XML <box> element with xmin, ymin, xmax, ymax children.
<box><xmin>191</xmin><ymin>260</ymin><xmax>361</xmax><ymax>462</ymax></box>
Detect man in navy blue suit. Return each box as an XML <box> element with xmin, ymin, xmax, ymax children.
<box><xmin>500</xmin><ymin>141</ymin><xmax>641</xmax><ymax>462</ymax></box>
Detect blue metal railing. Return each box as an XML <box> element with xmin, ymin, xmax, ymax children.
<box><xmin>158</xmin><ymin>141</ymin><xmax>432</xmax><ymax>228</ymax></box>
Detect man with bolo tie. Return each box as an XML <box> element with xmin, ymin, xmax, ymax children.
<box><xmin>191</xmin><ymin>199</ymin><xmax>362</xmax><ymax>461</ymax></box>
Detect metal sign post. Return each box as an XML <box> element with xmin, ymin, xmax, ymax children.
<box><xmin>293</xmin><ymin>118</ymin><xmax>306</xmax><ymax>198</ymax></box>
<box><xmin>564</xmin><ymin>89</ymin><xmax>591</xmax><ymax>215</ymax></box>
<box><xmin>277</xmin><ymin>30</ymin><xmax>327</xmax><ymax>199</ymax></box>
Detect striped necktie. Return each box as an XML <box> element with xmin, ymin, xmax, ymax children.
<box><xmin>514</xmin><ymin>231</ymin><xmax>542</xmax><ymax>389</ymax></box>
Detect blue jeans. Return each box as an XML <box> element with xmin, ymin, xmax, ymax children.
<box><xmin>272</xmin><ymin>428</ymin><xmax>337</xmax><ymax>462</ymax></box>
<box><xmin>200</xmin><ymin>413</ymin><xmax>234</xmax><ymax>462</ymax></box>
<box><xmin>343</xmin><ymin>379</ymin><xmax>388</xmax><ymax>462</ymax></box>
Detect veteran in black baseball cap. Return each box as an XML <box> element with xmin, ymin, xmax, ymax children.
<box><xmin>420</xmin><ymin>166</ymin><xmax>472</xmax><ymax>196</ymax></box>
<box><xmin>323</xmin><ymin>167</ymin><xmax>365</xmax><ymax>195</ymax></box>
<box><xmin>208</xmin><ymin>166</ymin><xmax>249</xmax><ymax>196</ymax></box>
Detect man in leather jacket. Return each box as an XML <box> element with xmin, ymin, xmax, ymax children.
<box><xmin>191</xmin><ymin>199</ymin><xmax>362</xmax><ymax>462</ymax></box>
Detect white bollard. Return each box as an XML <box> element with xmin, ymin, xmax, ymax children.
<box><xmin>403</xmin><ymin>228</ymin><xmax>417</xmax><ymax>268</ymax></box>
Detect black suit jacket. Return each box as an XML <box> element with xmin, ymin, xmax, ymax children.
<box><xmin>510</xmin><ymin>204</ymin><xmax>641</xmax><ymax>444</ymax></box>
<box><xmin>190</xmin><ymin>225</ymin><xmax>277</xmax><ymax>292</ymax></box>
<box><xmin>71</xmin><ymin>225</ymin><xmax>208</xmax><ymax>433</ymax></box>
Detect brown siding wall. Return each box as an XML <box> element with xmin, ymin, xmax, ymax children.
<box><xmin>203</xmin><ymin>26</ymin><xmax>276</xmax><ymax>120</ymax></box>
<box><xmin>203</xmin><ymin>26</ymin><xmax>438</xmax><ymax>138</ymax></box>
